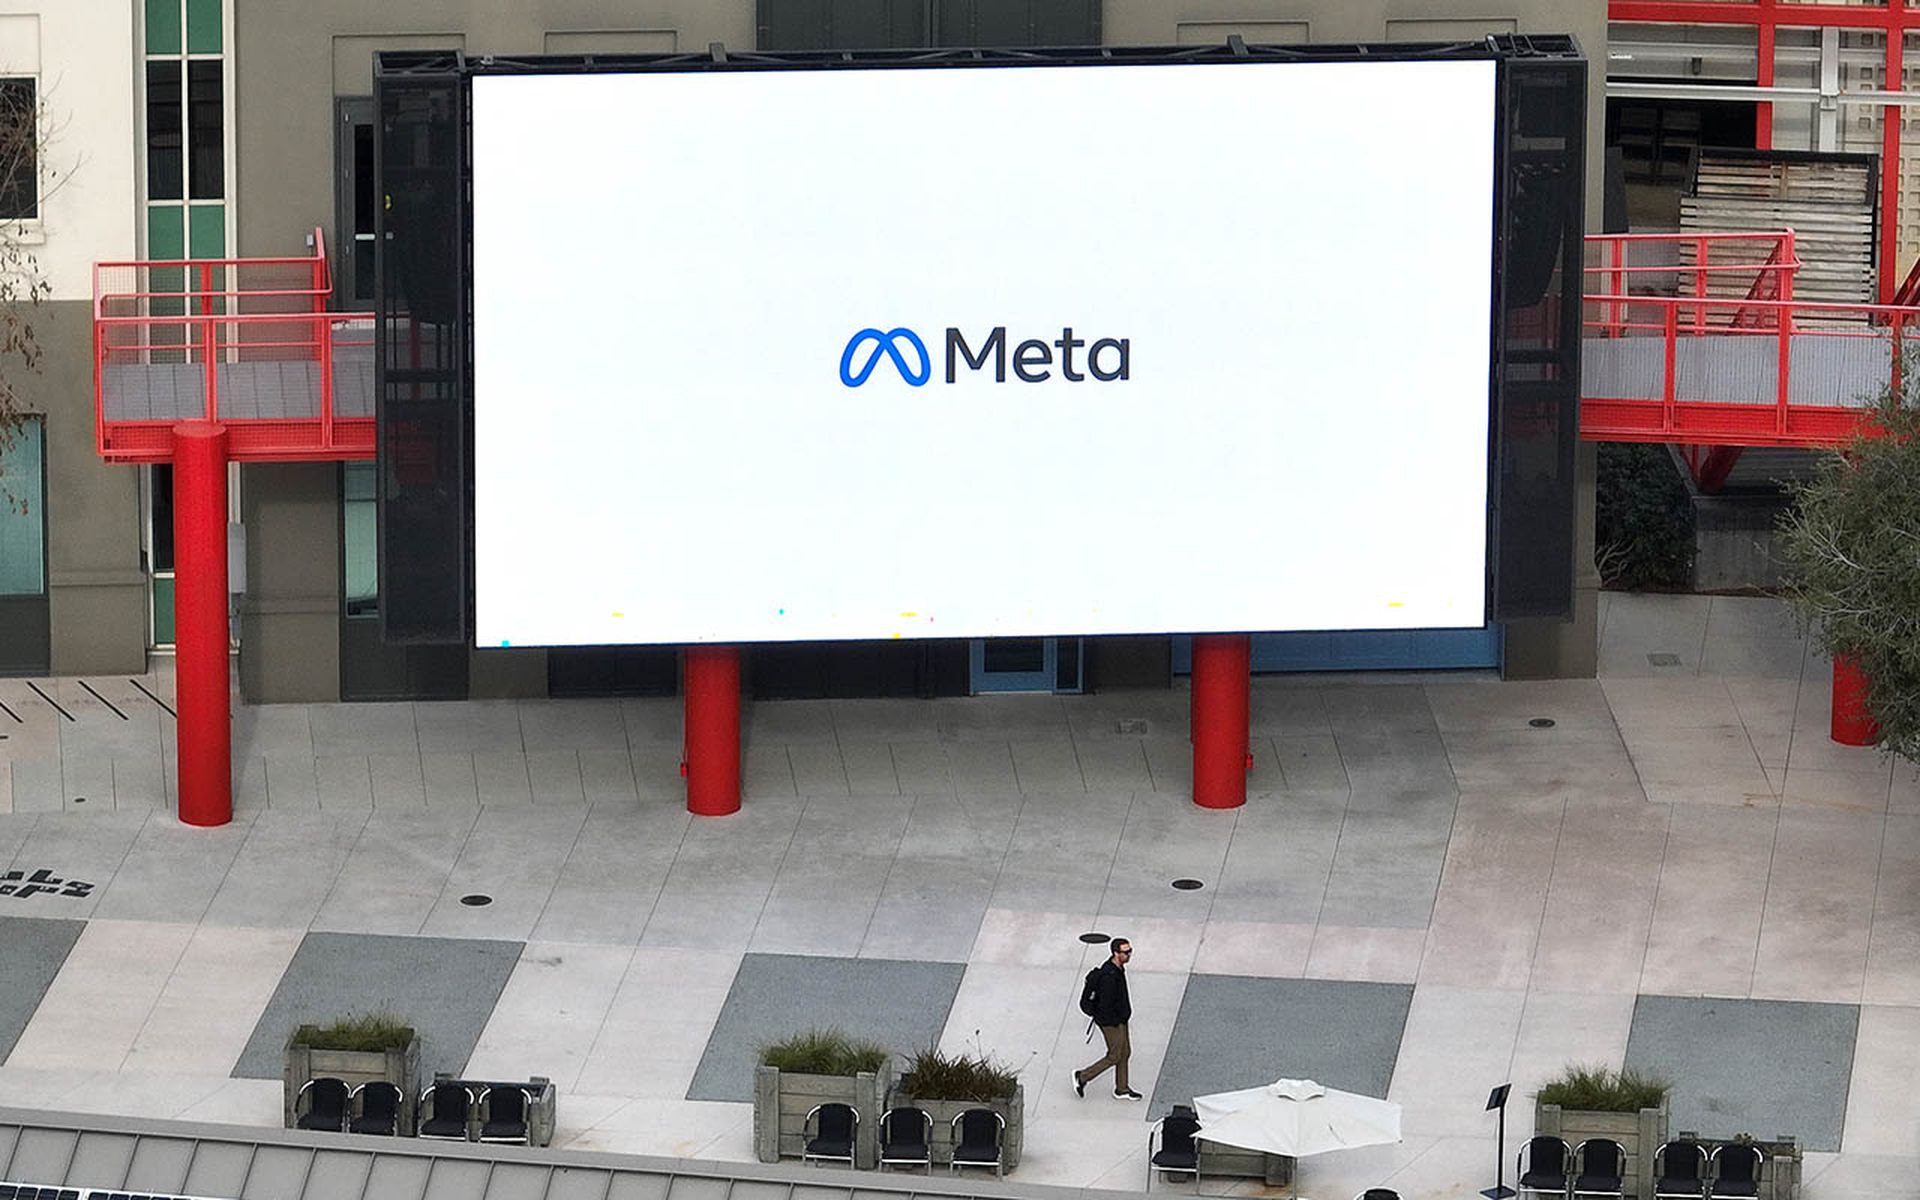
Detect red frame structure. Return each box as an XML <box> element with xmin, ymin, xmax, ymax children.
<box><xmin>1581</xmin><ymin>229</ymin><xmax>1919</xmax><ymax>446</ymax></box>
<box><xmin>93</xmin><ymin>228</ymin><xmax>375</xmax><ymax>464</ymax></box>
<box><xmin>1611</xmin><ymin>0</ymin><xmax>1912</xmax><ymax>303</ymax></box>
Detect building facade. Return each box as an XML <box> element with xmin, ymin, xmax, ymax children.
<box><xmin>1</xmin><ymin>0</ymin><xmax>1608</xmax><ymax>701</ymax></box>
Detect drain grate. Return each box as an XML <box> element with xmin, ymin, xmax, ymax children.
<box><xmin>1648</xmin><ymin>652</ymin><xmax>1682</xmax><ymax>667</ymax></box>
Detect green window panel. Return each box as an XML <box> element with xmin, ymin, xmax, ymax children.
<box><xmin>185</xmin><ymin>0</ymin><xmax>221</xmax><ymax>54</ymax></box>
<box><xmin>148</xmin><ymin>203</ymin><xmax>186</xmax><ymax>317</ymax></box>
<box><xmin>145</xmin><ymin>0</ymin><xmax>181</xmax><ymax>55</ymax></box>
<box><xmin>148</xmin><ymin>202</ymin><xmax>184</xmax><ymax>257</ymax></box>
<box><xmin>152</xmin><ymin>574</ymin><xmax>176</xmax><ymax>646</ymax></box>
<box><xmin>0</xmin><ymin>417</ymin><xmax>46</xmax><ymax>597</ymax></box>
<box><xmin>188</xmin><ymin>203</ymin><xmax>224</xmax><ymax>258</ymax></box>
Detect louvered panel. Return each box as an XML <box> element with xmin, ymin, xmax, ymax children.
<box><xmin>1681</xmin><ymin>152</ymin><xmax>1878</xmax><ymax>323</ymax></box>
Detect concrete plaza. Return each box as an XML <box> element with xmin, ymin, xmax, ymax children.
<box><xmin>0</xmin><ymin>591</ymin><xmax>1914</xmax><ymax>1198</ymax></box>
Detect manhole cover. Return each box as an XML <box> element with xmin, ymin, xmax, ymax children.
<box><xmin>1078</xmin><ymin>931</ymin><xmax>1110</xmax><ymax>944</ymax></box>
<box><xmin>459</xmin><ymin>894</ymin><xmax>493</xmax><ymax>907</ymax></box>
<box><xmin>1648</xmin><ymin>652</ymin><xmax>1682</xmax><ymax>667</ymax></box>
<box><xmin>1529</xmin><ymin>717</ymin><xmax>1556</xmax><ymax>728</ymax></box>
<box><xmin>1171</xmin><ymin>878</ymin><xmax>1205</xmax><ymax>891</ymax></box>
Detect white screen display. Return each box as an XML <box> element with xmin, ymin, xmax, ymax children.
<box><xmin>471</xmin><ymin>59</ymin><xmax>1496</xmax><ymax>647</ymax></box>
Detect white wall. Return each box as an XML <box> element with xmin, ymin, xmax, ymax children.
<box><xmin>0</xmin><ymin>1</ymin><xmax>137</xmax><ymax>301</ymax></box>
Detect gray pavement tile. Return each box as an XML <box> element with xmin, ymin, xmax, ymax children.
<box><xmin>0</xmin><ymin>915</ymin><xmax>85</xmax><ymax>1061</ymax></box>
<box><xmin>234</xmin><ymin>931</ymin><xmax>523</xmax><ymax>1082</ymax></box>
<box><xmin>201</xmin><ymin>810</ymin><xmax>367</xmax><ymax>929</ymax></box>
<box><xmin>90</xmin><ymin>816</ymin><xmax>250</xmax><ymax>924</ymax></box>
<box><xmin>1154</xmin><ymin>975</ymin><xmax>1413</xmax><ymax>1118</ymax></box>
<box><xmin>1625</xmin><ymin>994</ymin><xmax>1858</xmax><ymax>1151</ymax></box>
<box><xmin>1317</xmin><ymin>791</ymin><xmax>1458</xmax><ymax>930</ymax></box>
<box><xmin>687</xmin><ymin>952</ymin><xmax>966</xmax><ymax>1101</ymax></box>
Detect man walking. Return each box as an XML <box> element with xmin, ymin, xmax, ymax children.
<box><xmin>1074</xmin><ymin>937</ymin><xmax>1141</xmax><ymax>1100</ymax></box>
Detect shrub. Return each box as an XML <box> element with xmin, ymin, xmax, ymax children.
<box><xmin>1596</xmin><ymin>442</ymin><xmax>1695</xmax><ymax>591</ymax></box>
<box><xmin>897</xmin><ymin>1044</ymin><xmax>1018</xmax><ymax>1102</ymax></box>
<box><xmin>1778</xmin><ymin>353</ymin><xmax>1920</xmax><ymax>762</ymax></box>
<box><xmin>759</xmin><ymin>1029</ymin><xmax>888</xmax><ymax>1076</ymax></box>
<box><xmin>295</xmin><ymin>1012</ymin><xmax>415</xmax><ymax>1052</ymax></box>
<box><xmin>1535</xmin><ymin>1064</ymin><xmax>1669</xmax><ymax>1113</ymax></box>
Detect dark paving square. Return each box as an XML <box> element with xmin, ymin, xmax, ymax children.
<box><xmin>1624</xmin><ymin>994</ymin><xmax>1858</xmax><ymax>1152</ymax></box>
<box><xmin>234</xmin><ymin>932</ymin><xmax>523</xmax><ymax>1081</ymax></box>
<box><xmin>688</xmin><ymin>953</ymin><xmax>967</xmax><ymax>1102</ymax></box>
<box><xmin>0</xmin><ymin>916</ymin><xmax>85</xmax><ymax>1063</ymax></box>
<box><xmin>1153</xmin><ymin>976</ymin><xmax>1413</xmax><ymax>1118</ymax></box>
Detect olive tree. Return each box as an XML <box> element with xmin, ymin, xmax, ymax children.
<box><xmin>1776</xmin><ymin>349</ymin><xmax>1920</xmax><ymax>760</ymax></box>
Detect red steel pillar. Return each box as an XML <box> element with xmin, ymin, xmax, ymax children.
<box><xmin>683</xmin><ymin>645</ymin><xmax>742</xmax><ymax>816</ymax></box>
<box><xmin>1832</xmin><ymin>656</ymin><xmax>1880</xmax><ymax>747</ymax></box>
<box><xmin>173</xmin><ymin>421</ymin><xmax>232</xmax><ymax>827</ymax></box>
<box><xmin>1191</xmin><ymin>634</ymin><xmax>1251</xmax><ymax>809</ymax></box>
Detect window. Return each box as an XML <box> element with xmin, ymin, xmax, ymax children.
<box><xmin>0</xmin><ymin>78</ymin><xmax>36</xmax><ymax>220</ymax></box>
<box><xmin>146</xmin><ymin>61</ymin><xmax>182</xmax><ymax>200</ymax></box>
<box><xmin>0</xmin><ymin>417</ymin><xmax>46</xmax><ymax>596</ymax></box>
<box><xmin>146</xmin><ymin>59</ymin><xmax>223</xmax><ymax>202</ymax></box>
<box><xmin>187</xmin><ymin>59</ymin><xmax>222</xmax><ymax>198</ymax></box>
<box><xmin>343</xmin><ymin>461</ymin><xmax>377</xmax><ymax>616</ymax></box>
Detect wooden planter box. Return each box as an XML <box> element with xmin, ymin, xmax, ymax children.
<box><xmin>285</xmin><ymin>1029</ymin><xmax>422</xmax><ymax>1136</ymax></box>
<box><xmin>753</xmin><ymin>1062</ymin><xmax>889</xmax><ymax>1169</ymax></box>
<box><xmin>1194</xmin><ymin>1141</ymin><xmax>1292</xmax><ymax>1186</ymax></box>
<box><xmin>1536</xmin><ymin>1098</ymin><xmax>1669</xmax><ymax>1200</ymax></box>
<box><xmin>888</xmin><ymin>1085</ymin><xmax>1024</xmax><ymax>1170</ymax></box>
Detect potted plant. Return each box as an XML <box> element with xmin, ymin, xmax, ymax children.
<box><xmin>891</xmin><ymin>1042</ymin><xmax>1025</xmax><ymax>1170</ymax></box>
<box><xmin>1535</xmin><ymin>1065</ymin><xmax>1671</xmax><ymax>1199</ymax></box>
<box><xmin>752</xmin><ymin>1029</ymin><xmax>890</xmax><ymax>1167</ymax></box>
<box><xmin>284</xmin><ymin>1012</ymin><xmax>421</xmax><ymax>1134</ymax></box>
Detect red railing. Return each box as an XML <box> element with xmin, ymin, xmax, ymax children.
<box><xmin>1581</xmin><ymin>229</ymin><xmax>1920</xmax><ymax>447</ymax></box>
<box><xmin>93</xmin><ymin>227</ymin><xmax>377</xmax><ymax>463</ymax></box>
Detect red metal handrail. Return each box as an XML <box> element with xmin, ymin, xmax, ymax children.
<box><xmin>93</xmin><ymin>227</ymin><xmax>374</xmax><ymax>463</ymax></box>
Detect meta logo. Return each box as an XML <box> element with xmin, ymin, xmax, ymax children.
<box><xmin>840</xmin><ymin>326</ymin><xmax>1131</xmax><ymax>387</ymax></box>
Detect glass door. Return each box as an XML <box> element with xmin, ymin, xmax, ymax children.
<box><xmin>969</xmin><ymin>637</ymin><xmax>1084</xmax><ymax>694</ymax></box>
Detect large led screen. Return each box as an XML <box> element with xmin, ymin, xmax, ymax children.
<box><xmin>471</xmin><ymin>58</ymin><xmax>1497</xmax><ymax>647</ymax></box>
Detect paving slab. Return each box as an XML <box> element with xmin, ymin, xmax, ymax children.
<box><xmin>0</xmin><ymin>916</ymin><xmax>84</xmax><ymax>1062</ymax></box>
<box><xmin>1625</xmin><ymin>994</ymin><xmax>1858</xmax><ymax>1151</ymax></box>
<box><xmin>1153</xmin><ymin>975</ymin><xmax>1413</xmax><ymax>1120</ymax></box>
<box><xmin>233</xmin><ymin>931</ymin><xmax>523</xmax><ymax>1081</ymax></box>
<box><xmin>686</xmin><ymin>952</ymin><xmax>966</xmax><ymax>1102</ymax></box>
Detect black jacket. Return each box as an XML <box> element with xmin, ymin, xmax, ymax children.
<box><xmin>1090</xmin><ymin>959</ymin><xmax>1131</xmax><ymax>1026</ymax></box>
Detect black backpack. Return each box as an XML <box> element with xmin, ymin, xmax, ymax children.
<box><xmin>1079</xmin><ymin>966</ymin><xmax>1101</xmax><ymax>1018</ymax></box>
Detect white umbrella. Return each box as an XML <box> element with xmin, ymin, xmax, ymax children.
<box><xmin>1193</xmin><ymin>1077</ymin><xmax>1402</xmax><ymax>1193</ymax></box>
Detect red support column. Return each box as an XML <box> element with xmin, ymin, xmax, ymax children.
<box><xmin>1832</xmin><ymin>655</ymin><xmax>1880</xmax><ymax>747</ymax></box>
<box><xmin>173</xmin><ymin>421</ymin><xmax>232</xmax><ymax>827</ymax></box>
<box><xmin>1191</xmin><ymin>634</ymin><xmax>1251</xmax><ymax>809</ymax></box>
<box><xmin>683</xmin><ymin>645</ymin><xmax>742</xmax><ymax>816</ymax></box>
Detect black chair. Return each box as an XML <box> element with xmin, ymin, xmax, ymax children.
<box><xmin>803</xmin><ymin>1102</ymin><xmax>858</xmax><ymax>1169</ymax></box>
<box><xmin>478</xmin><ymin>1084</ymin><xmax>533</xmax><ymax>1144</ymax></box>
<box><xmin>1148</xmin><ymin>1105</ymin><xmax>1201</xmax><ymax>1190</ymax></box>
<box><xmin>1518</xmin><ymin>1135</ymin><xmax>1572</xmax><ymax>1200</ymax></box>
<box><xmin>1709</xmin><ymin>1143</ymin><xmax>1764</xmax><ymax>1199</ymax></box>
<box><xmin>1654</xmin><ymin>1139</ymin><xmax>1708</xmax><ymax>1200</ymax></box>
<box><xmin>1574</xmin><ymin>1138</ymin><xmax>1626</xmax><ymax>1200</ymax></box>
<box><xmin>418</xmin><ymin>1081</ymin><xmax>474</xmax><ymax>1141</ymax></box>
<box><xmin>878</xmin><ymin>1106</ymin><xmax>932</xmax><ymax>1173</ymax></box>
<box><xmin>950</xmin><ymin>1108</ymin><xmax>1006</xmax><ymax>1178</ymax></box>
<box><xmin>348</xmin><ymin>1081</ymin><xmax>402</xmax><ymax>1136</ymax></box>
<box><xmin>295</xmin><ymin>1077</ymin><xmax>350</xmax><ymax>1132</ymax></box>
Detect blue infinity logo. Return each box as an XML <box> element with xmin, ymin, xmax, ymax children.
<box><xmin>840</xmin><ymin>327</ymin><xmax>931</xmax><ymax>387</ymax></box>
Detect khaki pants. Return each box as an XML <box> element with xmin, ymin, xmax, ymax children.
<box><xmin>1078</xmin><ymin>1023</ymin><xmax>1130</xmax><ymax>1093</ymax></box>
